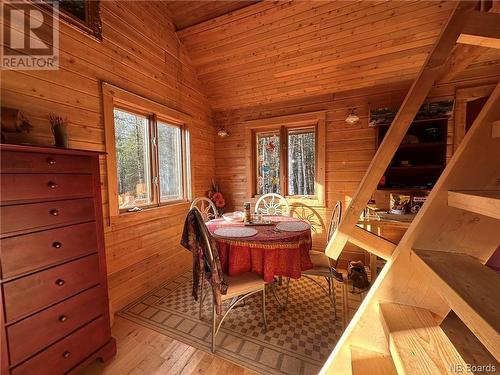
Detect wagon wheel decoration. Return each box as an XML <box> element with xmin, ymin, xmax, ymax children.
<box><xmin>327</xmin><ymin>201</ymin><xmax>342</xmax><ymax>241</ymax></box>
<box><xmin>291</xmin><ymin>206</ymin><xmax>322</xmax><ymax>234</ymax></box>
<box><xmin>255</xmin><ymin>193</ymin><xmax>290</xmax><ymax>216</ymax></box>
<box><xmin>190</xmin><ymin>197</ymin><xmax>217</xmax><ymax>222</ymax></box>
<box><xmin>200</xmin><ymin>203</ymin><xmax>216</xmax><ymax>222</ymax></box>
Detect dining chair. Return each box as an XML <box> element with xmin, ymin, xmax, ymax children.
<box><xmin>284</xmin><ymin>201</ymin><xmax>345</xmax><ymax>318</ymax></box>
<box><xmin>255</xmin><ymin>193</ymin><xmax>290</xmax><ymax>216</ymax></box>
<box><xmin>190</xmin><ymin>197</ymin><xmax>217</xmax><ymax>222</ymax></box>
<box><xmin>194</xmin><ymin>209</ymin><xmax>268</xmax><ymax>353</ymax></box>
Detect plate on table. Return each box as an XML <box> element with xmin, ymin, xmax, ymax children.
<box><xmin>214</xmin><ymin>227</ymin><xmax>258</xmax><ymax>238</ymax></box>
<box><xmin>222</xmin><ymin>211</ymin><xmax>244</xmax><ymax>222</ymax></box>
<box><xmin>275</xmin><ymin>221</ymin><xmax>310</xmax><ymax>232</ymax></box>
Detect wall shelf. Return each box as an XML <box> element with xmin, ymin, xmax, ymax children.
<box><xmin>377</xmin><ymin>118</ymin><xmax>448</xmax><ymax>189</ymax></box>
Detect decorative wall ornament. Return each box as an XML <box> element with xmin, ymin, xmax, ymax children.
<box><xmin>49</xmin><ymin>113</ymin><xmax>69</xmax><ymax>148</ymax></box>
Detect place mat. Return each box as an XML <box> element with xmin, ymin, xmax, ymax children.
<box><xmin>214</xmin><ymin>227</ymin><xmax>258</xmax><ymax>238</ymax></box>
<box><xmin>275</xmin><ymin>221</ymin><xmax>311</xmax><ymax>232</ymax></box>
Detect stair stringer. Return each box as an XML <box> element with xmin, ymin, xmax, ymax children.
<box><xmin>320</xmin><ymin>82</ymin><xmax>500</xmax><ymax>375</ymax></box>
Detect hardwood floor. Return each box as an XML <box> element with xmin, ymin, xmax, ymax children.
<box><xmin>82</xmin><ymin>317</ymin><xmax>256</xmax><ymax>375</ymax></box>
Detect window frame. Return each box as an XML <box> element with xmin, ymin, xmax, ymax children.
<box><xmin>103</xmin><ymin>83</ymin><xmax>192</xmax><ymax>218</ymax></box>
<box><xmin>245</xmin><ymin>112</ymin><xmax>326</xmax><ymax>207</ymax></box>
<box><xmin>38</xmin><ymin>0</ymin><xmax>102</xmax><ymax>40</ymax></box>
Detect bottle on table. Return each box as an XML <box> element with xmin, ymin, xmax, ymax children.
<box><xmin>244</xmin><ymin>202</ymin><xmax>251</xmax><ymax>223</ymax></box>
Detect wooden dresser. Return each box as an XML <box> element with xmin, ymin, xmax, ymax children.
<box><xmin>0</xmin><ymin>144</ymin><xmax>116</xmax><ymax>375</ymax></box>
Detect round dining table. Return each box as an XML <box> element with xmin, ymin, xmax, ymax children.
<box><xmin>206</xmin><ymin>215</ymin><xmax>313</xmax><ymax>283</ymax></box>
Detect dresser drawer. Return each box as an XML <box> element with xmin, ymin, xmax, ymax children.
<box><xmin>3</xmin><ymin>254</ymin><xmax>101</xmax><ymax>322</ymax></box>
<box><xmin>1</xmin><ymin>222</ymin><xmax>98</xmax><ymax>279</ymax></box>
<box><xmin>7</xmin><ymin>285</ymin><xmax>105</xmax><ymax>366</ymax></box>
<box><xmin>1</xmin><ymin>174</ymin><xmax>94</xmax><ymax>203</ymax></box>
<box><xmin>11</xmin><ymin>316</ymin><xmax>109</xmax><ymax>375</ymax></box>
<box><xmin>1</xmin><ymin>151</ymin><xmax>93</xmax><ymax>174</ymax></box>
<box><xmin>0</xmin><ymin>198</ymin><xmax>95</xmax><ymax>236</ymax></box>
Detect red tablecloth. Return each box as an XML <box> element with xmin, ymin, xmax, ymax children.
<box><xmin>206</xmin><ymin>216</ymin><xmax>313</xmax><ymax>283</ymax></box>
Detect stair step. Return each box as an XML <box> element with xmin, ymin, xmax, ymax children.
<box><xmin>448</xmin><ymin>190</ymin><xmax>500</xmax><ymax>219</ymax></box>
<box><xmin>441</xmin><ymin>312</ymin><xmax>499</xmax><ymax>372</ymax></box>
<box><xmin>379</xmin><ymin>303</ymin><xmax>471</xmax><ymax>374</ymax></box>
<box><xmin>350</xmin><ymin>346</ymin><xmax>397</xmax><ymax>375</ymax></box>
<box><xmin>413</xmin><ymin>249</ymin><xmax>500</xmax><ymax>362</ymax></box>
<box><xmin>492</xmin><ymin>120</ymin><xmax>500</xmax><ymax>138</ymax></box>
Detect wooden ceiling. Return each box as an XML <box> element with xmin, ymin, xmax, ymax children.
<box><xmin>176</xmin><ymin>1</ymin><xmax>500</xmax><ymax>111</ymax></box>
<box><xmin>164</xmin><ymin>1</ymin><xmax>258</xmax><ymax>30</ymax></box>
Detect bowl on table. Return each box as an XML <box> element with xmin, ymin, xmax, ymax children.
<box><xmin>222</xmin><ymin>211</ymin><xmax>244</xmax><ymax>222</ymax></box>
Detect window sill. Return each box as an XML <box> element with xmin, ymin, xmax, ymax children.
<box><xmin>110</xmin><ymin>200</ymin><xmax>190</xmax><ymax>226</ymax></box>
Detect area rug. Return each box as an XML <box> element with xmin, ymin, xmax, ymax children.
<box><xmin>119</xmin><ymin>271</ymin><xmax>364</xmax><ymax>375</ymax></box>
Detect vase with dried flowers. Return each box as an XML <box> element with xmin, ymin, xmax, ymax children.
<box><xmin>207</xmin><ymin>179</ymin><xmax>225</xmax><ymax>215</ymax></box>
<box><xmin>49</xmin><ymin>113</ymin><xmax>69</xmax><ymax>148</ymax></box>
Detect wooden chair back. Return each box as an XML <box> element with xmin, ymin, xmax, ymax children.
<box><xmin>190</xmin><ymin>197</ymin><xmax>217</xmax><ymax>222</ymax></box>
<box><xmin>255</xmin><ymin>193</ymin><xmax>290</xmax><ymax>216</ymax></box>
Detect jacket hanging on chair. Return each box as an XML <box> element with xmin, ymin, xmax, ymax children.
<box><xmin>181</xmin><ymin>208</ymin><xmax>228</xmax><ymax>314</ymax></box>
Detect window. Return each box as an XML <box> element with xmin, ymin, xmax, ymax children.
<box><xmin>114</xmin><ymin>109</ymin><xmax>152</xmax><ymax>210</ymax></box>
<box><xmin>39</xmin><ymin>0</ymin><xmax>102</xmax><ymax>39</ymax></box>
<box><xmin>246</xmin><ymin>112</ymin><xmax>326</xmax><ymax>205</ymax></box>
<box><xmin>287</xmin><ymin>128</ymin><xmax>315</xmax><ymax>196</ymax></box>
<box><xmin>256</xmin><ymin>131</ymin><xmax>280</xmax><ymax>194</ymax></box>
<box><xmin>255</xmin><ymin>126</ymin><xmax>316</xmax><ymax>196</ymax></box>
<box><xmin>157</xmin><ymin>122</ymin><xmax>183</xmax><ymax>202</ymax></box>
<box><xmin>103</xmin><ymin>83</ymin><xmax>192</xmax><ymax>217</ymax></box>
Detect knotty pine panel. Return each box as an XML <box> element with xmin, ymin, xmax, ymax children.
<box><xmin>178</xmin><ymin>0</ymin><xmax>500</xmax><ymax>111</ymax></box>
<box><xmin>214</xmin><ymin>74</ymin><xmax>500</xmax><ymax>259</ymax></box>
<box><xmin>0</xmin><ymin>1</ymin><xmax>215</xmax><ymax>316</ymax></box>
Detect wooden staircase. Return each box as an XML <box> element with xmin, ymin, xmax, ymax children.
<box><xmin>321</xmin><ymin>2</ymin><xmax>500</xmax><ymax>374</ymax></box>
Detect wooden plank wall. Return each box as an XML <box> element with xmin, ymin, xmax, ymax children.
<box><xmin>214</xmin><ymin>67</ymin><xmax>500</xmax><ymax>265</ymax></box>
<box><xmin>0</xmin><ymin>1</ymin><xmax>215</xmax><ymax>315</ymax></box>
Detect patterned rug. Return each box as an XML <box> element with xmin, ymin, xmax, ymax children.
<box><xmin>119</xmin><ymin>271</ymin><xmax>364</xmax><ymax>375</ymax></box>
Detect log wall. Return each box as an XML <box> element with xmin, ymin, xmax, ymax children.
<box><xmin>0</xmin><ymin>1</ymin><xmax>215</xmax><ymax>314</ymax></box>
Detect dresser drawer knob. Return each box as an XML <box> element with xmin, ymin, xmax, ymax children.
<box><xmin>48</xmin><ymin>181</ymin><xmax>58</xmax><ymax>189</ymax></box>
<box><xmin>55</xmin><ymin>279</ymin><xmax>65</xmax><ymax>286</ymax></box>
<box><xmin>62</xmin><ymin>351</ymin><xmax>70</xmax><ymax>359</ymax></box>
<box><xmin>50</xmin><ymin>209</ymin><xmax>59</xmax><ymax>216</ymax></box>
<box><xmin>52</xmin><ymin>241</ymin><xmax>62</xmax><ymax>249</ymax></box>
<box><xmin>47</xmin><ymin>157</ymin><xmax>56</xmax><ymax>165</ymax></box>
<box><xmin>59</xmin><ymin>315</ymin><xmax>68</xmax><ymax>322</ymax></box>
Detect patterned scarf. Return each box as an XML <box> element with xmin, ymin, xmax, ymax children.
<box><xmin>181</xmin><ymin>208</ymin><xmax>228</xmax><ymax>314</ymax></box>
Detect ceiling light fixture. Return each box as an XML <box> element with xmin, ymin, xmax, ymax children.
<box><xmin>345</xmin><ymin>108</ymin><xmax>360</xmax><ymax>125</ymax></box>
<box><xmin>217</xmin><ymin>127</ymin><xmax>229</xmax><ymax>137</ymax></box>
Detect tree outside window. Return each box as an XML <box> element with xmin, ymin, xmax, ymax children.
<box><xmin>255</xmin><ymin>126</ymin><xmax>316</xmax><ymax>197</ymax></box>
<box><xmin>113</xmin><ymin>108</ymin><xmax>189</xmax><ymax>212</ymax></box>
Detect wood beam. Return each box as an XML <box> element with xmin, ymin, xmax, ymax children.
<box><xmin>348</xmin><ymin>227</ymin><xmax>396</xmax><ymax>261</ymax></box>
<box><xmin>457</xmin><ymin>34</ymin><xmax>500</xmax><ymax>49</ymax></box>
<box><xmin>493</xmin><ymin>120</ymin><xmax>500</xmax><ymax>138</ymax></box>
<box><xmin>458</xmin><ymin>10</ymin><xmax>500</xmax><ymax>49</ymax></box>
<box><xmin>325</xmin><ymin>1</ymin><xmax>476</xmax><ymax>260</ymax></box>
<box><xmin>437</xmin><ymin>44</ymin><xmax>485</xmax><ymax>84</ymax></box>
